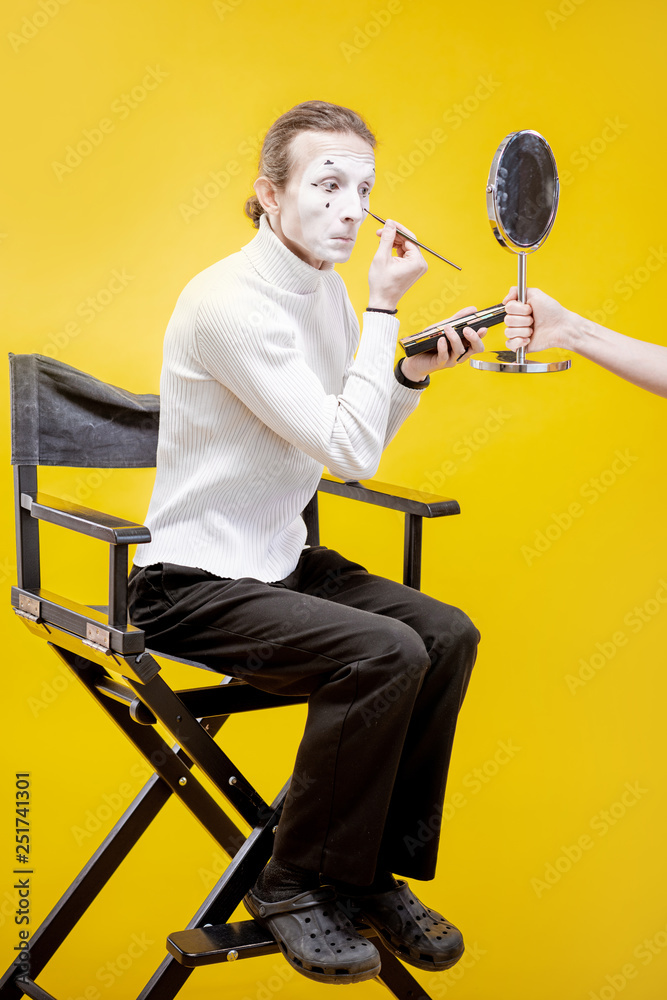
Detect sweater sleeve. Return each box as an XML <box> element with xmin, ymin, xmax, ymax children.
<box><xmin>383</xmin><ymin>375</ymin><xmax>424</xmax><ymax>448</ymax></box>
<box><xmin>194</xmin><ymin>291</ymin><xmax>401</xmax><ymax>482</ymax></box>
<box><xmin>339</xmin><ymin>296</ymin><xmax>423</xmax><ymax>453</ymax></box>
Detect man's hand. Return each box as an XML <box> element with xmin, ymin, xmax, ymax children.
<box><xmin>368</xmin><ymin>219</ymin><xmax>428</xmax><ymax>311</ymax></box>
<box><xmin>503</xmin><ymin>287</ymin><xmax>575</xmax><ymax>353</ymax></box>
<box><xmin>400</xmin><ymin>307</ymin><xmax>487</xmax><ymax>382</ymax></box>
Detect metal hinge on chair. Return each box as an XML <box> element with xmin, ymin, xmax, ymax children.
<box><xmin>15</xmin><ymin>593</ymin><xmax>41</xmax><ymax>622</ymax></box>
<box><xmin>83</xmin><ymin>622</ymin><xmax>111</xmax><ymax>653</ymax></box>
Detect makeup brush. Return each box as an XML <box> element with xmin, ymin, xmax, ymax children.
<box><xmin>364</xmin><ymin>208</ymin><xmax>462</xmax><ymax>270</ymax></box>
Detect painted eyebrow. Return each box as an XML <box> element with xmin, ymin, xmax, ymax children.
<box><xmin>310</xmin><ymin>176</ymin><xmax>375</xmax><ymax>188</ymax></box>
<box><xmin>312</xmin><ymin>166</ymin><xmax>375</xmax><ymax>181</ymax></box>
<box><xmin>319</xmin><ymin>159</ymin><xmax>375</xmax><ymax>170</ymax></box>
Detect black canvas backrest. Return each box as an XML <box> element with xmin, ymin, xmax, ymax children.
<box><xmin>9</xmin><ymin>353</ymin><xmax>160</xmax><ymax>468</ymax></box>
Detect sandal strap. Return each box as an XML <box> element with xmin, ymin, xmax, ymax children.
<box><xmin>248</xmin><ymin>886</ymin><xmax>337</xmax><ymax>919</ymax></box>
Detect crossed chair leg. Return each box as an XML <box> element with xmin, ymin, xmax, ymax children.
<box><xmin>0</xmin><ymin>642</ymin><xmax>446</xmax><ymax>1000</ymax></box>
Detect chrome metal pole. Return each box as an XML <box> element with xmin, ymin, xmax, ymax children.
<box><xmin>516</xmin><ymin>252</ymin><xmax>527</xmax><ymax>365</ymax></box>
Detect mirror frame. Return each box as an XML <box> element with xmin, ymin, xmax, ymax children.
<box><xmin>486</xmin><ymin>129</ymin><xmax>559</xmax><ymax>255</ymax></box>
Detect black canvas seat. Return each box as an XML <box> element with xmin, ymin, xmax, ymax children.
<box><xmin>2</xmin><ymin>353</ymin><xmax>462</xmax><ymax>1000</ymax></box>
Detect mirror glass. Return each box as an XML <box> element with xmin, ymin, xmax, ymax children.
<box><xmin>491</xmin><ymin>131</ymin><xmax>558</xmax><ymax>251</ymax></box>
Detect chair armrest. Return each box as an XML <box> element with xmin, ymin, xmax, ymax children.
<box><xmin>21</xmin><ymin>492</ymin><xmax>151</xmax><ymax>545</ymax></box>
<box><xmin>318</xmin><ymin>473</ymin><xmax>460</xmax><ymax>517</ymax></box>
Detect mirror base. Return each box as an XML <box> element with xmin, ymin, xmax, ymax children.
<box><xmin>470</xmin><ymin>351</ymin><xmax>571</xmax><ymax>373</ymax></box>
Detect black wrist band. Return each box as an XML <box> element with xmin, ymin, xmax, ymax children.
<box><xmin>394</xmin><ymin>358</ymin><xmax>430</xmax><ymax>390</ymax></box>
<box><xmin>366</xmin><ymin>306</ymin><xmax>398</xmax><ymax>315</ymax></box>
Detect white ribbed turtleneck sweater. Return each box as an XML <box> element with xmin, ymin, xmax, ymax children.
<box><xmin>134</xmin><ymin>214</ymin><xmax>423</xmax><ymax>582</ymax></box>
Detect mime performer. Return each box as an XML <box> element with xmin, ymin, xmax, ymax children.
<box><xmin>129</xmin><ymin>100</ymin><xmax>486</xmax><ymax>986</ymax></box>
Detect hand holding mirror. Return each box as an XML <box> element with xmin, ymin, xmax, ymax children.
<box><xmin>470</xmin><ymin>129</ymin><xmax>570</xmax><ymax>373</ymax></box>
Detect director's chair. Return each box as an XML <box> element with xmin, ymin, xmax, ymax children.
<box><xmin>2</xmin><ymin>353</ymin><xmax>462</xmax><ymax>1000</ymax></box>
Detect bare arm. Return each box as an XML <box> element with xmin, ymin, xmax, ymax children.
<box><xmin>503</xmin><ymin>286</ymin><xmax>667</xmax><ymax>399</ymax></box>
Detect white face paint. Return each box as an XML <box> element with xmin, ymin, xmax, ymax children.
<box><xmin>275</xmin><ymin>132</ymin><xmax>375</xmax><ymax>268</ymax></box>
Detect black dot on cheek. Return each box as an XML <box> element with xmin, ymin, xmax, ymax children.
<box><xmin>325</xmin><ymin>202</ymin><xmax>330</xmax><ymax>208</ymax></box>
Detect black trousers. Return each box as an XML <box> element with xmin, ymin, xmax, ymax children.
<box><xmin>128</xmin><ymin>546</ymin><xmax>479</xmax><ymax>884</ymax></box>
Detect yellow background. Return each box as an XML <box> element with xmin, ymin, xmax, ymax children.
<box><xmin>2</xmin><ymin>0</ymin><xmax>667</xmax><ymax>997</ymax></box>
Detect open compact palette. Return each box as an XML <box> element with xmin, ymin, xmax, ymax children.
<box><xmin>399</xmin><ymin>303</ymin><xmax>507</xmax><ymax>357</ymax></box>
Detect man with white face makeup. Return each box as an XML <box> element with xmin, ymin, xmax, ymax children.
<box><xmin>129</xmin><ymin>101</ymin><xmax>483</xmax><ymax>987</ymax></box>
<box><xmin>265</xmin><ymin>133</ymin><xmax>375</xmax><ymax>266</ymax></box>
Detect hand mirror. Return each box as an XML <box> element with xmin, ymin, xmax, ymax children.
<box><xmin>470</xmin><ymin>129</ymin><xmax>571</xmax><ymax>373</ymax></box>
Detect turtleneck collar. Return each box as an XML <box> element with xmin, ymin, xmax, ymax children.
<box><xmin>242</xmin><ymin>213</ymin><xmax>334</xmax><ymax>295</ymax></box>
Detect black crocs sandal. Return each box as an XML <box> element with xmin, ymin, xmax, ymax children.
<box><xmin>244</xmin><ymin>886</ymin><xmax>381</xmax><ymax>985</ymax></box>
<box><xmin>340</xmin><ymin>880</ymin><xmax>464</xmax><ymax>972</ymax></box>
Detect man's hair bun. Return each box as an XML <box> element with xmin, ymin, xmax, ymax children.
<box><xmin>244</xmin><ymin>194</ymin><xmax>264</xmax><ymax>229</ymax></box>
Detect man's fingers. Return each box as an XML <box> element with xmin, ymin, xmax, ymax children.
<box><xmin>506</xmin><ymin>335</ymin><xmax>530</xmax><ymax>352</ymax></box>
<box><xmin>504</xmin><ymin>300</ymin><xmax>532</xmax><ymax>317</ymax></box>
<box><xmin>504</xmin><ymin>313</ymin><xmax>533</xmax><ymax>328</ymax></box>
<box><xmin>451</xmin><ymin>305</ymin><xmax>477</xmax><ymax>320</ymax></box>
<box><xmin>393</xmin><ymin>230</ymin><xmax>426</xmax><ymax>265</ymax></box>
<box><xmin>462</xmin><ymin>327</ymin><xmax>486</xmax><ymax>352</ymax></box>
<box><xmin>394</xmin><ymin>233</ymin><xmax>419</xmax><ymax>255</ymax></box>
<box><xmin>377</xmin><ymin>219</ymin><xmax>425</xmax><ymax>263</ymax></box>
<box><xmin>435</xmin><ymin>336</ymin><xmax>451</xmax><ymax>362</ymax></box>
<box><xmin>503</xmin><ymin>286</ymin><xmax>518</xmax><ymax>304</ymax></box>
<box><xmin>442</xmin><ymin>326</ymin><xmax>465</xmax><ymax>360</ymax></box>
<box><xmin>373</xmin><ymin>219</ymin><xmax>399</xmax><ymax>261</ymax></box>
<box><xmin>393</xmin><ymin>221</ymin><xmax>418</xmax><ymax>241</ymax></box>
<box><xmin>380</xmin><ymin>219</ymin><xmax>398</xmax><ymax>240</ymax></box>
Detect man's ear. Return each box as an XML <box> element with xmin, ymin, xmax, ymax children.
<box><xmin>254</xmin><ymin>176</ymin><xmax>281</xmax><ymax>217</ymax></box>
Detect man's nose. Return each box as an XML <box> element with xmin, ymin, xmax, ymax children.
<box><xmin>339</xmin><ymin>190</ymin><xmax>364</xmax><ymax>224</ymax></box>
